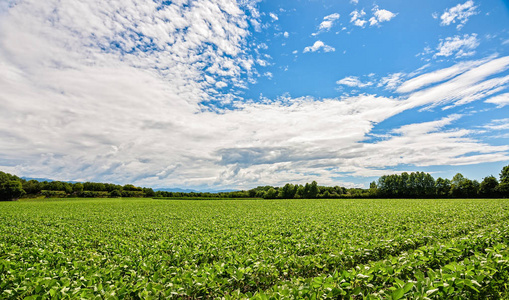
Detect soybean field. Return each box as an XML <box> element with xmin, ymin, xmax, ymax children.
<box><xmin>1</xmin><ymin>198</ymin><xmax>509</xmax><ymax>299</ymax></box>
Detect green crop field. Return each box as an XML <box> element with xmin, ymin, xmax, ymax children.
<box><xmin>1</xmin><ymin>198</ymin><xmax>509</xmax><ymax>299</ymax></box>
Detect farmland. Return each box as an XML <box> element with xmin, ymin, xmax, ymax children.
<box><xmin>1</xmin><ymin>198</ymin><xmax>509</xmax><ymax>299</ymax></box>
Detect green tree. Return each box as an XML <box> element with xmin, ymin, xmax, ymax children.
<box><xmin>280</xmin><ymin>183</ymin><xmax>296</xmax><ymax>199</ymax></box>
<box><xmin>295</xmin><ymin>185</ymin><xmax>305</xmax><ymax>198</ymax></box>
<box><xmin>479</xmin><ymin>176</ymin><xmax>498</xmax><ymax>197</ymax></box>
<box><xmin>0</xmin><ymin>180</ymin><xmax>25</xmax><ymax>201</ymax></box>
<box><xmin>264</xmin><ymin>188</ymin><xmax>278</xmax><ymax>199</ymax></box>
<box><xmin>73</xmin><ymin>183</ymin><xmax>84</xmax><ymax>195</ymax></box>
<box><xmin>499</xmin><ymin>165</ymin><xmax>509</xmax><ymax>197</ymax></box>
<box><xmin>110</xmin><ymin>189</ymin><xmax>122</xmax><ymax>197</ymax></box>
<box><xmin>309</xmin><ymin>181</ymin><xmax>319</xmax><ymax>198</ymax></box>
<box><xmin>435</xmin><ymin>177</ymin><xmax>451</xmax><ymax>198</ymax></box>
<box><xmin>143</xmin><ymin>187</ymin><xmax>156</xmax><ymax>197</ymax></box>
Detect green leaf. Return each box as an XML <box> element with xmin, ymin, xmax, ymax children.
<box><xmin>403</xmin><ymin>282</ymin><xmax>414</xmax><ymax>293</ymax></box>
<box><xmin>391</xmin><ymin>288</ymin><xmax>404</xmax><ymax>300</ymax></box>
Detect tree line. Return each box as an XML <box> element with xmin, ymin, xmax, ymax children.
<box><xmin>0</xmin><ymin>172</ymin><xmax>156</xmax><ymax>201</ymax></box>
<box><xmin>0</xmin><ymin>164</ymin><xmax>508</xmax><ymax>201</ymax></box>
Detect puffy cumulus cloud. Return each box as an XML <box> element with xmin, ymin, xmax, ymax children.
<box><xmin>303</xmin><ymin>40</ymin><xmax>335</xmax><ymax>53</ymax></box>
<box><xmin>434</xmin><ymin>34</ymin><xmax>479</xmax><ymax>58</ymax></box>
<box><xmin>369</xmin><ymin>6</ymin><xmax>397</xmax><ymax>26</ymax></box>
<box><xmin>485</xmin><ymin>93</ymin><xmax>509</xmax><ymax>107</ymax></box>
<box><xmin>269</xmin><ymin>12</ymin><xmax>278</xmax><ymax>21</ymax></box>
<box><xmin>337</xmin><ymin>76</ymin><xmax>373</xmax><ymax>88</ymax></box>
<box><xmin>318</xmin><ymin>13</ymin><xmax>340</xmax><ymax>31</ymax></box>
<box><xmin>439</xmin><ymin>0</ymin><xmax>478</xmax><ymax>30</ymax></box>
<box><xmin>350</xmin><ymin>9</ymin><xmax>367</xmax><ymax>27</ymax></box>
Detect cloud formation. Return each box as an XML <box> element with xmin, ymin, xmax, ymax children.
<box><xmin>439</xmin><ymin>0</ymin><xmax>478</xmax><ymax>30</ymax></box>
<box><xmin>369</xmin><ymin>6</ymin><xmax>397</xmax><ymax>26</ymax></box>
<box><xmin>350</xmin><ymin>9</ymin><xmax>367</xmax><ymax>27</ymax></box>
<box><xmin>319</xmin><ymin>13</ymin><xmax>340</xmax><ymax>31</ymax></box>
<box><xmin>337</xmin><ymin>76</ymin><xmax>373</xmax><ymax>88</ymax></box>
<box><xmin>434</xmin><ymin>34</ymin><xmax>479</xmax><ymax>58</ymax></box>
<box><xmin>0</xmin><ymin>1</ymin><xmax>508</xmax><ymax>190</ymax></box>
<box><xmin>303</xmin><ymin>41</ymin><xmax>336</xmax><ymax>53</ymax></box>
<box><xmin>485</xmin><ymin>93</ymin><xmax>509</xmax><ymax>107</ymax></box>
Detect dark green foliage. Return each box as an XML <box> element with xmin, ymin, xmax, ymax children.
<box><xmin>73</xmin><ymin>182</ymin><xmax>84</xmax><ymax>194</ymax></box>
<box><xmin>263</xmin><ymin>187</ymin><xmax>278</xmax><ymax>199</ymax></box>
<box><xmin>480</xmin><ymin>176</ymin><xmax>499</xmax><ymax>197</ymax></box>
<box><xmin>435</xmin><ymin>177</ymin><xmax>451</xmax><ymax>197</ymax></box>
<box><xmin>499</xmin><ymin>166</ymin><xmax>509</xmax><ymax>197</ymax></box>
<box><xmin>0</xmin><ymin>180</ymin><xmax>25</xmax><ymax>201</ymax></box>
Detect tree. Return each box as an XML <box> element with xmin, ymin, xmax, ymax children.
<box><xmin>450</xmin><ymin>173</ymin><xmax>467</xmax><ymax>198</ymax></box>
<box><xmin>264</xmin><ymin>188</ymin><xmax>278</xmax><ymax>199</ymax></box>
<box><xmin>499</xmin><ymin>165</ymin><xmax>509</xmax><ymax>197</ymax></box>
<box><xmin>73</xmin><ymin>183</ymin><xmax>84</xmax><ymax>195</ymax></box>
<box><xmin>280</xmin><ymin>183</ymin><xmax>296</xmax><ymax>199</ymax></box>
<box><xmin>479</xmin><ymin>176</ymin><xmax>498</xmax><ymax>198</ymax></box>
<box><xmin>308</xmin><ymin>181</ymin><xmax>319</xmax><ymax>198</ymax></box>
<box><xmin>110</xmin><ymin>189</ymin><xmax>122</xmax><ymax>197</ymax></box>
<box><xmin>295</xmin><ymin>185</ymin><xmax>305</xmax><ymax>198</ymax></box>
<box><xmin>0</xmin><ymin>180</ymin><xmax>25</xmax><ymax>201</ymax></box>
<box><xmin>143</xmin><ymin>187</ymin><xmax>156</xmax><ymax>197</ymax></box>
<box><xmin>435</xmin><ymin>177</ymin><xmax>451</xmax><ymax>198</ymax></box>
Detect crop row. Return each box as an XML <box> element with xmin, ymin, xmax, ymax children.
<box><xmin>249</xmin><ymin>221</ymin><xmax>509</xmax><ymax>299</ymax></box>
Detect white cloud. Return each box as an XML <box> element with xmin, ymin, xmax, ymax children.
<box><xmin>303</xmin><ymin>40</ymin><xmax>335</xmax><ymax>53</ymax></box>
<box><xmin>269</xmin><ymin>12</ymin><xmax>278</xmax><ymax>21</ymax></box>
<box><xmin>215</xmin><ymin>81</ymin><xmax>228</xmax><ymax>88</ymax></box>
<box><xmin>283</xmin><ymin>31</ymin><xmax>289</xmax><ymax>38</ymax></box>
<box><xmin>337</xmin><ymin>76</ymin><xmax>373</xmax><ymax>88</ymax></box>
<box><xmin>378</xmin><ymin>73</ymin><xmax>405</xmax><ymax>90</ymax></box>
<box><xmin>397</xmin><ymin>57</ymin><xmax>493</xmax><ymax>93</ymax></box>
<box><xmin>404</xmin><ymin>56</ymin><xmax>509</xmax><ymax>109</ymax></box>
<box><xmin>439</xmin><ymin>0</ymin><xmax>479</xmax><ymax>29</ymax></box>
<box><xmin>483</xmin><ymin>118</ymin><xmax>509</xmax><ymax>131</ymax></box>
<box><xmin>369</xmin><ymin>6</ymin><xmax>397</xmax><ymax>26</ymax></box>
<box><xmin>319</xmin><ymin>13</ymin><xmax>340</xmax><ymax>31</ymax></box>
<box><xmin>350</xmin><ymin>9</ymin><xmax>367</xmax><ymax>27</ymax></box>
<box><xmin>434</xmin><ymin>34</ymin><xmax>479</xmax><ymax>58</ymax></box>
<box><xmin>263</xmin><ymin>72</ymin><xmax>273</xmax><ymax>79</ymax></box>
<box><xmin>350</xmin><ymin>0</ymin><xmax>359</xmax><ymax>4</ymax></box>
<box><xmin>485</xmin><ymin>93</ymin><xmax>509</xmax><ymax>107</ymax></box>
<box><xmin>0</xmin><ymin>1</ymin><xmax>508</xmax><ymax>190</ymax></box>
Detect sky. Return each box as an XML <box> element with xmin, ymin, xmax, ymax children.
<box><xmin>0</xmin><ymin>0</ymin><xmax>508</xmax><ymax>191</ymax></box>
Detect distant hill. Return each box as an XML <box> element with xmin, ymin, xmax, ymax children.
<box><xmin>22</xmin><ymin>177</ymin><xmax>55</xmax><ymax>182</ymax></box>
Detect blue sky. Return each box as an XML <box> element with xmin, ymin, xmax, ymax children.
<box><xmin>0</xmin><ymin>0</ymin><xmax>508</xmax><ymax>190</ymax></box>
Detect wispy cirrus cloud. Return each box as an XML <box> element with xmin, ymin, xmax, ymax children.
<box><xmin>485</xmin><ymin>93</ymin><xmax>509</xmax><ymax>107</ymax></box>
<box><xmin>337</xmin><ymin>76</ymin><xmax>373</xmax><ymax>88</ymax></box>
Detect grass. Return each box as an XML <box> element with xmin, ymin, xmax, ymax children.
<box><xmin>1</xmin><ymin>198</ymin><xmax>509</xmax><ymax>299</ymax></box>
